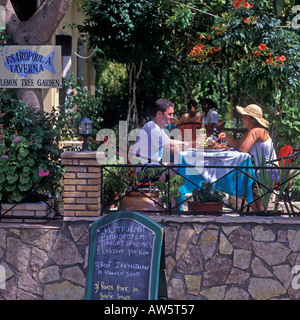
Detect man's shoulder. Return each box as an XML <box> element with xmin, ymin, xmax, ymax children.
<box><xmin>142</xmin><ymin>120</ymin><xmax>157</xmax><ymax>130</ymax></box>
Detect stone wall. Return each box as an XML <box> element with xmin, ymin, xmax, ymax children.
<box><xmin>1</xmin><ymin>215</ymin><xmax>300</xmax><ymax>300</ymax></box>
<box><xmin>0</xmin><ymin>222</ymin><xmax>90</xmax><ymax>300</ymax></box>
<box><xmin>161</xmin><ymin>215</ymin><xmax>300</xmax><ymax>300</ymax></box>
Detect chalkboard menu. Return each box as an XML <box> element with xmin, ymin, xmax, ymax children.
<box><xmin>84</xmin><ymin>210</ymin><xmax>167</xmax><ymax>300</ymax></box>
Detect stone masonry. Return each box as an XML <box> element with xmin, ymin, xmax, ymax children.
<box><xmin>1</xmin><ymin>215</ymin><xmax>300</xmax><ymax>300</ymax></box>
<box><xmin>161</xmin><ymin>215</ymin><xmax>300</xmax><ymax>300</ymax></box>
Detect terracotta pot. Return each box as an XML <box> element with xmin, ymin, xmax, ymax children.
<box><xmin>118</xmin><ymin>191</ymin><xmax>163</xmax><ymax>215</ymax></box>
<box><xmin>187</xmin><ymin>201</ymin><xmax>223</xmax><ymax>216</ymax></box>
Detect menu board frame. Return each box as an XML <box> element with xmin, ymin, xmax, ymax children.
<box><xmin>84</xmin><ymin>210</ymin><xmax>167</xmax><ymax>300</ymax></box>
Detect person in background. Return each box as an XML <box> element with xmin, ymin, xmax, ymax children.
<box><xmin>175</xmin><ymin>99</ymin><xmax>202</xmax><ymax>125</ymax></box>
<box><xmin>218</xmin><ymin>104</ymin><xmax>278</xmax><ymax>211</ymax></box>
<box><xmin>200</xmin><ymin>98</ymin><xmax>219</xmax><ymax>135</ymax></box>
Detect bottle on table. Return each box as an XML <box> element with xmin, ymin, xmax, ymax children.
<box><xmin>197</xmin><ymin>119</ymin><xmax>206</xmax><ymax>148</ymax></box>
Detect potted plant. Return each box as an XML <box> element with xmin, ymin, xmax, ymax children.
<box><xmin>187</xmin><ymin>182</ymin><xmax>225</xmax><ymax>215</ymax></box>
<box><xmin>104</xmin><ymin>163</ymin><xmax>186</xmax><ymax>215</ymax></box>
<box><xmin>104</xmin><ymin>164</ymin><xmax>164</xmax><ymax>214</ymax></box>
<box><xmin>155</xmin><ymin>174</ymin><xmax>185</xmax><ymax>212</ymax></box>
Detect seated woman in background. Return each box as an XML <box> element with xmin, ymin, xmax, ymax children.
<box><xmin>218</xmin><ymin>104</ymin><xmax>278</xmax><ymax>211</ymax></box>
<box><xmin>175</xmin><ymin>99</ymin><xmax>202</xmax><ymax>125</ymax></box>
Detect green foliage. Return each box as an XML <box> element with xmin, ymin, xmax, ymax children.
<box><xmin>192</xmin><ymin>182</ymin><xmax>225</xmax><ymax>203</ymax></box>
<box><xmin>59</xmin><ymin>74</ymin><xmax>103</xmax><ymax>139</ymax></box>
<box><xmin>55</xmin><ymin>74</ymin><xmax>104</xmax><ymax>151</ymax></box>
<box><xmin>0</xmin><ymin>91</ymin><xmax>63</xmax><ymax>203</ymax></box>
<box><xmin>156</xmin><ymin>174</ymin><xmax>185</xmax><ymax>205</ymax></box>
<box><xmin>78</xmin><ymin>0</ymin><xmax>168</xmax><ymax>64</ymax></box>
<box><xmin>94</xmin><ymin>58</ymin><xmax>128</xmax><ymax>124</ymax></box>
<box><xmin>187</xmin><ymin>0</ymin><xmax>300</xmax><ymax>147</ymax></box>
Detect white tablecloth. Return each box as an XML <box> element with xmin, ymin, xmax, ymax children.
<box><xmin>177</xmin><ymin>148</ymin><xmax>251</xmax><ymax>183</ymax></box>
<box><xmin>176</xmin><ymin>148</ymin><xmax>255</xmax><ymax>203</ymax></box>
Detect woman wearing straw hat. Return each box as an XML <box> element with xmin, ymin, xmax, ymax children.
<box><xmin>218</xmin><ymin>104</ymin><xmax>278</xmax><ymax>211</ymax></box>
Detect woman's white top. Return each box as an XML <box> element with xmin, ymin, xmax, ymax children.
<box><xmin>249</xmin><ymin>137</ymin><xmax>277</xmax><ymax>166</ymax></box>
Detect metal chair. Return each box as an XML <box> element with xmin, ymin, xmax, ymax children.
<box><xmin>272</xmin><ymin>146</ymin><xmax>299</xmax><ymax>214</ymax></box>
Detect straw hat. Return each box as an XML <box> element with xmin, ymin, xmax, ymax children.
<box><xmin>236</xmin><ymin>104</ymin><xmax>269</xmax><ymax>128</ymax></box>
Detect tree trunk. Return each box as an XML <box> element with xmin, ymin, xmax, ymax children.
<box><xmin>126</xmin><ymin>60</ymin><xmax>142</xmax><ymax>127</ymax></box>
<box><xmin>0</xmin><ymin>0</ymin><xmax>73</xmax><ymax>109</ymax></box>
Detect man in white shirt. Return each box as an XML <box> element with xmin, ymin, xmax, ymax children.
<box><xmin>132</xmin><ymin>98</ymin><xmax>193</xmax><ymax>164</ymax></box>
<box><xmin>201</xmin><ymin>99</ymin><xmax>219</xmax><ymax>125</ymax></box>
<box><xmin>200</xmin><ymin>98</ymin><xmax>219</xmax><ymax>136</ymax></box>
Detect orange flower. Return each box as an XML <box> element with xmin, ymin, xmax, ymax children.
<box><xmin>254</xmin><ymin>50</ymin><xmax>261</xmax><ymax>56</ymax></box>
<box><xmin>275</xmin><ymin>56</ymin><xmax>280</xmax><ymax>61</ymax></box>
<box><xmin>214</xmin><ymin>47</ymin><xmax>221</xmax><ymax>52</ymax></box>
<box><xmin>258</xmin><ymin>43</ymin><xmax>267</xmax><ymax>51</ymax></box>
<box><xmin>244</xmin><ymin>18</ymin><xmax>249</xmax><ymax>23</ymax></box>
<box><xmin>279</xmin><ymin>55</ymin><xmax>286</xmax><ymax>61</ymax></box>
<box><xmin>266</xmin><ymin>58</ymin><xmax>273</xmax><ymax>65</ymax></box>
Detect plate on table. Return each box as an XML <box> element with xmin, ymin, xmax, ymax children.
<box><xmin>203</xmin><ymin>148</ymin><xmax>228</xmax><ymax>152</ymax></box>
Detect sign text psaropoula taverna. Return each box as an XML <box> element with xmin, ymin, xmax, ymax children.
<box><xmin>0</xmin><ymin>46</ymin><xmax>62</xmax><ymax>88</ymax></box>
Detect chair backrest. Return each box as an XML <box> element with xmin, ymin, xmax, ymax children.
<box><xmin>278</xmin><ymin>145</ymin><xmax>293</xmax><ymax>166</ymax></box>
<box><xmin>176</xmin><ymin>122</ymin><xmax>201</xmax><ymax>142</ymax></box>
<box><xmin>218</xmin><ymin>121</ymin><xmax>225</xmax><ymax>130</ymax></box>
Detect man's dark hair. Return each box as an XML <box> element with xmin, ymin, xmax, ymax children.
<box><xmin>187</xmin><ymin>99</ymin><xmax>197</xmax><ymax>110</ymax></box>
<box><xmin>200</xmin><ymin>98</ymin><xmax>216</xmax><ymax>109</ymax></box>
<box><xmin>151</xmin><ymin>98</ymin><xmax>174</xmax><ymax>117</ymax></box>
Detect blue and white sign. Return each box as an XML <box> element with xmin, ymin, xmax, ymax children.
<box><xmin>0</xmin><ymin>45</ymin><xmax>61</xmax><ymax>88</ymax></box>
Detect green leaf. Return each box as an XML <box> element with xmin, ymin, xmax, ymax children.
<box><xmin>20</xmin><ymin>174</ymin><xmax>31</xmax><ymax>184</ymax></box>
<box><xmin>6</xmin><ymin>174</ymin><xmax>18</xmax><ymax>184</ymax></box>
<box><xmin>5</xmin><ymin>183</ymin><xmax>17</xmax><ymax>192</ymax></box>
<box><xmin>19</xmin><ymin>183</ymin><xmax>32</xmax><ymax>192</ymax></box>
<box><xmin>274</xmin><ymin>0</ymin><xmax>286</xmax><ymax>16</ymax></box>
<box><xmin>11</xmin><ymin>190</ymin><xmax>22</xmax><ymax>203</ymax></box>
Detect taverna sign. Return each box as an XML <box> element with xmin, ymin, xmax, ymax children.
<box><xmin>0</xmin><ymin>45</ymin><xmax>62</xmax><ymax>88</ymax></box>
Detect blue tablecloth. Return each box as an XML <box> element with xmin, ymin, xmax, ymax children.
<box><xmin>176</xmin><ymin>149</ymin><xmax>256</xmax><ymax>204</ymax></box>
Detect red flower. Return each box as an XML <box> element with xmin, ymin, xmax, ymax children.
<box><xmin>243</xmin><ymin>18</ymin><xmax>249</xmax><ymax>23</ymax></box>
<box><xmin>266</xmin><ymin>58</ymin><xmax>273</xmax><ymax>65</ymax></box>
<box><xmin>243</xmin><ymin>1</ymin><xmax>251</xmax><ymax>9</ymax></box>
<box><xmin>279</xmin><ymin>55</ymin><xmax>286</xmax><ymax>61</ymax></box>
<box><xmin>232</xmin><ymin>0</ymin><xmax>251</xmax><ymax>9</ymax></box>
<box><xmin>258</xmin><ymin>43</ymin><xmax>267</xmax><ymax>51</ymax></box>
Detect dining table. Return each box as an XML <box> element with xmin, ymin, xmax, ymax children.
<box><xmin>174</xmin><ymin>148</ymin><xmax>257</xmax><ymax>208</ymax></box>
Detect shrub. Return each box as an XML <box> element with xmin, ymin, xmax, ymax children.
<box><xmin>0</xmin><ymin>91</ymin><xmax>63</xmax><ymax>203</ymax></box>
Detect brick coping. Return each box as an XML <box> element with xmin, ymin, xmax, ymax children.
<box><xmin>2</xmin><ymin>214</ymin><xmax>300</xmax><ymax>228</ymax></box>
<box><xmin>64</xmin><ymin>213</ymin><xmax>300</xmax><ymax>225</ymax></box>
<box><xmin>61</xmin><ymin>151</ymin><xmax>105</xmax><ymax>159</ymax></box>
